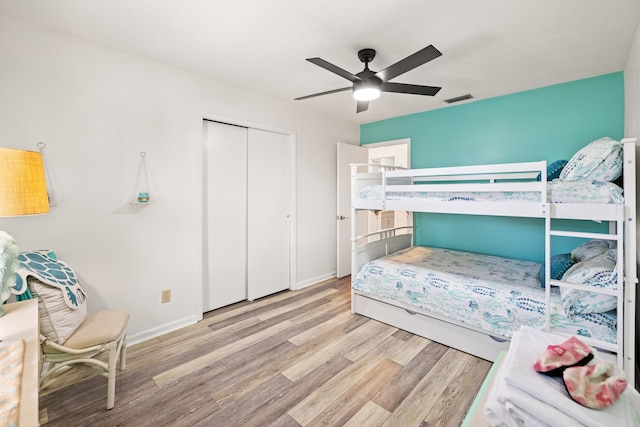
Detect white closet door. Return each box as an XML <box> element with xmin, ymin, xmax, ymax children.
<box><xmin>247</xmin><ymin>128</ymin><xmax>290</xmax><ymax>300</ymax></box>
<box><xmin>204</xmin><ymin>121</ymin><xmax>248</xmax><ymax>311</ymax></box>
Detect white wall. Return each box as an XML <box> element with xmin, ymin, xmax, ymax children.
<box><xmin>0</xmin><ymin>15</ymin><xmax>359</xmax><ymax>343</ymax></box>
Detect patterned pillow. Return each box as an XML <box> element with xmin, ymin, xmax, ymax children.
<box><xmin>17</xmin><ymin>251</ymin><xmax>87</xmax><ymax>344</ymax></box>
<box><xmin>559</xmin><ymin>137</ymin><xmax>622</xmax><ymax>182</ymax></box>
<box><xmin>538</xmin><ymin>253</ymin><xmax>574</xmax><ymax>287</ymax></box>
<box><xmin>571</xmin><ymin>239</ymin><xmax>613</xmax><ymax>263</ymax></box>
<box><xmin>561</xmin><ymin>250</ymin><xmax>617</xmax><ymax>316</ymax></box>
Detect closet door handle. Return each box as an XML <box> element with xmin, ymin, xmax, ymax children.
<box><xmin>337</xmin><ymin>215</ymin><xmax>348</xmax><ymax>220</ymax></box>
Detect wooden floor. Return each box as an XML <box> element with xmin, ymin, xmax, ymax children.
<box><xmin>39</xmin><ymin>277</ymin><xmax>491</xmax><ymax>426</ymax></box>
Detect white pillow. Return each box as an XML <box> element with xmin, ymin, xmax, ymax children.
<box><xmin>28</xmin><ymin>277</ymin><xmax>87</xmax><ymax>344</ymax></box>
<box><xmin>561</xmin><ymin>250</ymin><xmax>617</xmax><ymax>317</ymax></box>
<box><xmin>559</xmin><ymin>137</ymin><xmax>622</xmax><ymax>182</ymax></box>
<box><xmin>570</xmin><ymin>239</ymin><xmax>614</xmax><ymax>263</ymax></box>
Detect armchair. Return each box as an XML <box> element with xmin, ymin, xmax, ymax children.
<box><xmin>39</xmin><ymin>308</ymin><xmax>129</xmax><ymax>410</ymax></box>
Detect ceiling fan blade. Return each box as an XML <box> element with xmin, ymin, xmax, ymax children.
<box><xmin>375</xmin><ymin>45</ymin><xmax>442</xmax><ymax>82</ymax></box>
<box><xmin>356</xmin><ymin>100</ymin><xmax>369</xmax><ymax>113</ymax></box>
<box><xmin>381</xmin><ymin>82</ymin><xmax>441</xmax><ymax>96</ymax></box>
<box><xmin>294</xmin><ymin>87</ymin><xmax>352</xmax><ymax>101</ymax></box>
<box><xmin>306</xmin><ymin>58</ymin><xmax>360</xmax><ymax>82</ymax></box>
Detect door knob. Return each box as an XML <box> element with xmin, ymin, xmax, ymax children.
<box><xmin>336</xmin><ymin>215</ymin><xmax>348</xmax><ymax>220</ymax></box>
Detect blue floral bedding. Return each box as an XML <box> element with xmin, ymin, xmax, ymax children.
<box><xmin>352</xmin><ymin>246</ymin><xmax>617</xmax><ymax>343</ymax></box>
<box><xmin>358</xmin><ymin>180</ymin><xmax>623</xmax><ymax>204</ymax></box>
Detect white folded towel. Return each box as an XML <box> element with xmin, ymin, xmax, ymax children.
<box><xmin>505</xmin><ymin>326</ymin><xmax>640</xmax><ymax>427</ymax></box>
<box><xmin>485</xmin><ymin>326</ymin><xmax>640</xmax><ymax>427</ymax></box>
<box><xmin>485</xmin><ymin>344</ymin><xmax>583</xmax><ymax>427</ymax></box>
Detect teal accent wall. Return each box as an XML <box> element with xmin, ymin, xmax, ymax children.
<box><xmin>361</xmin><ymin>72</ymin><xmax>625</xmax><ymax>262</ymax></box>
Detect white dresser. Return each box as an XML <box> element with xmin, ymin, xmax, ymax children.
<box><xmin>0</xmin><ymin>299</ymin><xmax>39</xmax><ymax>426</ymax></box>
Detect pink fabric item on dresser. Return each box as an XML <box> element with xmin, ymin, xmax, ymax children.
<box><xmin>563</xmin><ymin>361</ymin><xmax>628</xmax><ymax>409</ymax></box>
<box><xmin>533</xmin><ymin>335</ymin><xmax>594</xmax><ymax>376</ymax></box>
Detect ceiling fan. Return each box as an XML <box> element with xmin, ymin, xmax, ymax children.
<box><xmin>294</xmin><ymin>45</ymin><xmax>442</xmax><ymax>113</ymax></box>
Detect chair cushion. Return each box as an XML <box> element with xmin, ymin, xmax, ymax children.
<box><xmin>62</xmin><ymin>309</ymin><xmax>129</xmax><ymax>349</ymax></box>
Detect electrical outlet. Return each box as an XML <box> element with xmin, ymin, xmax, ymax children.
<box><xmin>161</xmin><ymin>289</ymin><xmax>171</xmax><ymax>303</ymax></box>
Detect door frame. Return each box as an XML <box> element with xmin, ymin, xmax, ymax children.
<box><xmin>364</xmin><ymin>138</ymin><xmax>411</xmax><ymax>167</ymax></box>
<box><xmin>362</xmin><ymin>138</ymin><xmax>412</xmax><ymax>237</ymax></box>
<box><xmin>196</xmin><ymin>112</ymin><xmax>297</xmax><ymax>318</ymax></box>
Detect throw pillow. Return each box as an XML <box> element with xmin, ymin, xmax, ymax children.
<box><xmin>559</xmin><ymin>137</ymin><xmax>622</xmax><ymax>182</ymax></box>
<box><xmin>538</xmin><ymin>253</ymin><xmax>574</xmax><ymax>287</ymax></box>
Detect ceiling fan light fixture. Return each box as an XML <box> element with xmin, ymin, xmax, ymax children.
<box><xmin>353</xmin><ymin>87</ymin><xmax>380</xmax><ymax>101</ymax></box>
<box><xmin>353</xmin><ymin>79</ymin><xmax>381</xmax><ymax>101</ymax></box>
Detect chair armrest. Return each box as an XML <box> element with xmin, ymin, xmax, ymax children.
<box><xmin>40</xmin><ymin>334</ymin><xmax>105</xmax><ymax>354</ymax></box>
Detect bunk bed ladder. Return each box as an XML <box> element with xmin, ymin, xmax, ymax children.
<box><xmin>545</xmin><ymin>138</ymin><xmax>636</xmax><ymax>383</ymax></box>
<box><xmin>543</xmin><ymin>199</ymin><xmax>551</xmax><ymax>337</ymax></box>
<box><xmin>547</xmin><ymin>215</ymin><xmax>625</xmax><ymax>370</ymax></box>
<box><xmin>547</xmin><ymin>138</ymin><xmax>637</xmax><ymax>383</ymax></box>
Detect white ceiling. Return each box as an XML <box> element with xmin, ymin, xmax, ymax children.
<box><xmin>1</xmin><ymin>0</ymin><xmax>639</xmax><ymax>125</ymax></box>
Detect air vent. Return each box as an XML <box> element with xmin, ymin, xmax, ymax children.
<box><xmin>444</xmin><ymin>94</ymin><xmax>474</xmax><ymax>104</ymax></box>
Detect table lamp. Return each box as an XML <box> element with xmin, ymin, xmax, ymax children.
<box><xmin>0</xmin><ymin>147</ymin><xmax>49</xmax><ymax>316</ymax></box>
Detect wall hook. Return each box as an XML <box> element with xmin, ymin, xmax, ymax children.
<box><xmin>36</xmin><ymin>141</ymin><xmax>57</xmax><ymax>206</ymax></box>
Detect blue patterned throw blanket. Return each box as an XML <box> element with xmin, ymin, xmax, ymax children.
<box><xmin>12</xmin><ymin>251</ymin><xmax>86</xmax><ymax>309</ymax></box>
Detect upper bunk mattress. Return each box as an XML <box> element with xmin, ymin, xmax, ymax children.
<box><xmin>352</xmin><ymin>246</ymin><xmax>616</xmax><ymax>343</ymax></box>
<box><xmin>358</xmin><ymin>180</ymin><xmax>623</xmax><ymax>204</ymax></box>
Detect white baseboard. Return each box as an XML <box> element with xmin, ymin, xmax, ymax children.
<box><xmin>126</xmin><ymin>314</ymin><xmax>201</xmax><ymax>346</ymax></box>
<box><xmin>295</xmin><ymin>271</ymin><xmax>337</xmax><ymax>290</ymax></box>
<box><xmin>127</xmin><ymin>273</ymin><xmax>341</xmax><ymax>346</ymax></box>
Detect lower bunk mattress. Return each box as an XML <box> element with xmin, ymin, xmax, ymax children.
<box><xmin>352</xmin><ymin>246</ymin><xmax>617</xmax><ymax>344</ymax></box>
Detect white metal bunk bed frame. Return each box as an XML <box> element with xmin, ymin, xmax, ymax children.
<box><xmin>350</xmin><ymin>138</ymin><xmax>637</xmax><ymax>383</ymax></box>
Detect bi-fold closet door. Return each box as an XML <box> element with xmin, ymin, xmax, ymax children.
<box><xmin>204</xmin><ymin>120</ymin><xmax>290</xmax><ymax>312</ymax></box>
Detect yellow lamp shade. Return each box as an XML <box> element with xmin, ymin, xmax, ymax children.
<box><xmin>0</xmin><ymin>147</ymin><xmax>50</xmax><ymax>216</ymax></box>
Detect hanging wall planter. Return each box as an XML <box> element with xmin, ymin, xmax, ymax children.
<box><xmin>130</xmin><ymin>151</ymin><xmax>153</xmax><ymax>205</ymax></box>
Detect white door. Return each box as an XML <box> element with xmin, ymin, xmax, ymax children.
<box><xmin>247</xmin><ymin>128</ymin><xmax>290</xmax><ymax>300</ymax></box>
<box><xmin>204</xmin><ymin>121</ymin><xmax>248</xmax><ymax>311</ymax></box>
<box><xmin>336</xmin><ymin>142</ymin><xmax>368</xmax><ymax>278</ymax></box>
<box><xmin>367</xmin><ymin>146</ymin><xmax>411</xmax><ymax>235</ymax></box>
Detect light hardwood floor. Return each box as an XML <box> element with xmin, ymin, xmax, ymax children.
<box><xmin>39</xmin><ymin>277</ymin><xmax>491</xmax><ymax>426</ymax></box>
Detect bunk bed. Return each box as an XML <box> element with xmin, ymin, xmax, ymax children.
<box><xmin>350</xmin><ymin>137</ymin><xmax>637</xmax><ymax>384</ymax></box>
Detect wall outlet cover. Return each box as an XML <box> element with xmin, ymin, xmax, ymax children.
<box><xmin>161</xmin><ymin>289</ymin><xmax>171</xmax><ymax>303</ymax></box>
